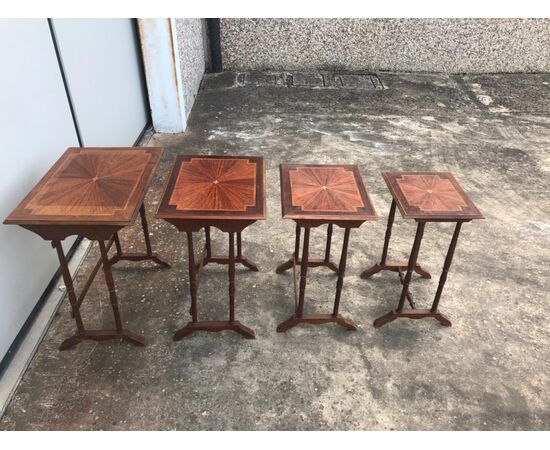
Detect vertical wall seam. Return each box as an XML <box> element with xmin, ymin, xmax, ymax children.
<box><xmin>47</xmin><ymin>19</ymin><xmax>83</xmax><ymax>147</ymax></box>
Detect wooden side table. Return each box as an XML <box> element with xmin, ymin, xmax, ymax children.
<box><xmin>156</xmin><ymin>155</ymin><xmax>266</xmax><ymax>340</ymax></box>
<box><xmin>3</xmin><ymin>147</ymin><xmax>170</xmax><ymax>350</ymax></box>
<box><xmin>361</xmin><ymin>172</ymin><xmax>483</xmax><ymax>327</ymax></box>
<box><xmin>276</xmin><ymin>164</ymin><xmax>377</xmax><ymax>332</ymax></box>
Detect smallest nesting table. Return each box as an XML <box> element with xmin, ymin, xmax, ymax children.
<box><xmin>276</xmin><ymin>164</ymin><xmax>377</xmax><ymax>332</ymax></box>
<box><xmin>156</xmin><ymin>155</ymin><xmax>266</xmax><ymax>340</ymax></box>
<box><xmin>361</xmin><ymin>172</ymin><xmax>484</xmax><ymax>327</ymax></box>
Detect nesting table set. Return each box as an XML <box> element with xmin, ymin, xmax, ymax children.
<box><xmin>4</xmin><ymin>147</ymin><xmax>483</xmax><ymax>350</ymax></box>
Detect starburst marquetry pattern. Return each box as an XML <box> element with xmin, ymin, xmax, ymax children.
<box><xmin>289</xmin><ymin>166</ymin><xmax>365</xmax><ymax>212</ymax></box>
<box><xmin>382</xmin><ymin>171</ymin><xmax>483</xmax><ymax>220</ymax></box>
<box><xmin>27</xmin><ymin>150</ymin><xmax>152</xmax><ymax>216</ymax></box>
<box><xmin>396</xmin><ymin>174</ymin><xmax>468</xmax><ymax>212</ymax></box>
<box><xmin>4</xmin><ymin>147</ymin><xmax>162</xmax><ymax>226</ymax></box>
<box><xmin>169</xmin><ymin>158</ymin><xmax>257</xmax><ymax>211</ymax></box>
<box><xmin>279</xmin><ymin>164</ymin><xmax>377</xmax><ymax>221</ymax></box>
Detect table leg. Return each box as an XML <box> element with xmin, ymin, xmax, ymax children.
<box><xmin>428</xmin><ymin>222</ymin><xmax>463</xmax><ymax>324</ymax></box>
<box><xmin>197</xmin><ymin>227</ymin><xmax>259</xmax><ymax>272</ymax></box>
<box><xmin>108</xmin><ymin>203</ymin><xmax>171</xmax><ymax>268</ymax></box>
<box><xmin>97</xmin><ymin>240</ymin><xmax>146</xmax><ymax>345</ymax></box>
<box><xmin>332</xmin><ymin>228</ymin><xmax>358</xmax><ymax>330</ymax></box>
<box><xmin>374</xmin><ymin>221</ymin><xmax>425</xmax><ymax>327</ymax></box>
<box><xmin>277</xmin><ymin>226</ymin><xmax>357</xmax><ymax>332</ymax></box>
<box><xmin>174</xmin><ymin>230</ymin><xmax>255</xmax><ymax>340</ymax></box>
<box><xmin>229</xmin><ymin>232</ymin><xmax>236</xmax><ymax>322</ymax></box>
<box><xmin>114</xmin><ymin>232</ymin><xmax>123</xmax><ymax>256</ymax></box>
<box><xmin>58</xmin><ymin>239</ymin><xmax>145</xmax><ymax>350</ymax></box>
<box><xmin>54</xmin><ymin>241</ymin><xmax>85</xmax><ymax>335</ymax></box>
<box><xmin>205</xmin><ymin>226</ymin><xmax>212</xmax><ymax>259</ymax></box>
<box><xmin>73</xmin><ymin>236</ymin><xmax>115</xmax><ymax>313</ymax></box>
<box><xmin>374</xmin><ymin>221</ymin><xmax>452</xmax><ymax>328</ymax></box>
<box><xmin>276</xmin><ymin>224</ymin><xmax>300</xmax><ymax>273</ymax></box>
<box><xmin>297</xmin><ymin>227</ymin><xmax>310</xmax><ymax>318</ymax></box>
<box><xmin>276</xmin><ymin>223</ymin><xmax>338</xmax><ymax>274</ymax></box>
<box><xmin>361</xmin><ymin>199</ymin><xmax>430</xmax><ymax>279</ymax></box>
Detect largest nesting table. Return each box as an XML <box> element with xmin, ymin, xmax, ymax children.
<box><xmin>3</xmin><ymin>147</ymin><xmax>170</xmax><ymax>350</ymax></box>
<box><xmin>156</xmin><ymin>155</ymin><xmax>266</xmax><ymax>340</ymax></box>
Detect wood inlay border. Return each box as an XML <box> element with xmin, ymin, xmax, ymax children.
<box><xmin>168</xmin><ymin>157</ymin><xmax>257</xmax><ymax>212</ymax></box>
<box><xmin>383</xmin><ymin>171</ymin><xmax>484</xmax><ymax>221</ymax></box>
<box><xmin>280</xmin><ymin>164</ymin><xmax>377</xmax><ymax>221</ymax></box>
<box><xmin>156</xmin><ymin>155</ymin><xmax>266</xmax><ymax>221</ymax></box>
<box><xmin>4</xmin><ymin>147</ymin><xmax>162</xmax><ymax>226</ymax></box>
<box><xmin>289</xmin><ymin>166</ymin><xmax>365</xmax><ymax>212</ymax></box>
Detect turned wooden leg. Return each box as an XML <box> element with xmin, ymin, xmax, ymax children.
<box><xmin>229</xmin><ymin>232</ymin><xmax>236</xmax><ymax>322</ymax></box>
<box><xmin>297</xmin><ymin>227</ymin><xmax>311</xmax><ymax>318</ymax></box>
<box><xmin>361</xmin><ymin>200</ymin><xmax>430</xmax><ymax>280</ymax></box>
<box><xmin>277</xmin><ymin>225</ymin><xmax>357</xmax><ymax>333</ymax></box>
<box><xmin>324</xmin><ymin>224</ymin><xmax>333</xmax><ymax>264</ymax></box>
<box><xmin>361</xmin><ymin>200</ymin><xmax>396</xmax><ymax>279</ymax></box>
<box><xmin>397</xmin><ymin>222</ymin><xmax>426</xmax><ymax>312</ymax></box>
<box><xmin>174</xmin><ymin>229</ymin><xmax>256</xmax><ymax>340</ymax></box>
<box><xmin>205</xmin><ymin>226</ymin><xmax>212</xmax><ymax>259</ymax></box>
<box><xmin>53</xmin><ymin>240</ymin><xmax>85</xmax><ymax>334</ymax></box>
<box><xmin>139</xmin><ymin>203</ymin><xmax>171</xmax><ymax>268</ymax></box>
<box><xmin>373</xmin><ymin>221</ymin><xmax>426</xmax><ymax>328</ymax></box>
<box><xmin>332</xmin><ymin>228</ymin><xmax>350</xmax><ymax>316</ymax></box>
<box><xmin>187</xmin><ymin>231</ymin><xmax>198</xmax><ymax>323</ymax></box>
<box><xmin>113</xmin><ymin>232</ymin><xmax>123</xmax><ymax>256</ymax></box>
<box><xmin>276</xmin><ymin>224</ymin><xmax>300</xmax><ymax>274</ymax></box>
<box><xmin>57</xmin><ymin>239</ymin><xmax>145</xmax><ymax>349</ymax></box>
<box><xmin>198</xmin><ymin>227</ymin><xmax>259</xmax><ymax>272</ymax></box>
<box><xmin>276</xmin><ymin>223</ymin><xmax>337</xmax><ymax>274</ymax></box>
<box><xmin>98</xmin><ymin>240</ymin><xmax>124</xmax><ymax>333</ymax></box>
<box><xmin>431</xmin><ymin>222</ymin><xmax>463</xmax><ymax>314</ymax></box>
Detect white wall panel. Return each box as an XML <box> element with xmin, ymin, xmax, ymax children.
<box><xmin>52</xmin><ymin>19</ymin><xmax>148</xmax><ymax>146</ymax></box>
<box><xmin>0</xmin><ymin>19</ymin><xmax>79</xmax><ymax>360</ymax></box>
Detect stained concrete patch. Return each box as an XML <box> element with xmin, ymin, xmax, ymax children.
<box><xmin>459</xmin><ymin>74</ymin><xmax>550</xmax><ymax>114</ymax></box>
<box><xmin>1</xmin><ymin>72</ymin><xmax>549</xmax><ymax>430</ymax></box>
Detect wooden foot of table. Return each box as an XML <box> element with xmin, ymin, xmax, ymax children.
<box><xmin>373</xmin><ymin>309</ymin><xmax>452</xmax><ymax>328</ymax></box>
<box><xmin>173</xmin><ymin>320</ymin><xmax>256</xmax><ymax>340</ymax></box>
<box><xmin>360</xmin><ymin>262</ymin><xmax>431</xmax><ymax>279</ymax></box>
<box><xmin>275</xmin><ymin>257</ymin><xmax>338</xmax><ymax>274</ymax></box>
<box><xmin>197</xmin><ymin>255</ymin><xmax>259</xmax><ymax>272</ymax></box>
<box><xmin>276</xmin><ymin>313</ymin><xmax>358</xmax><ymax>332</ymax></box>
<box><xmin>109</xmin><ymin>252</ymin><xmax>171</xmax><ymax>268</ymax></box>
<box><xmin>59</xmin><ymin>329</ymin><xmax>146</xmax><ymax>350</ymax></box>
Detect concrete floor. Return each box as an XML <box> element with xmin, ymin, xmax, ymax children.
<box><xmin>1</xmin><ymin>72</ymin><xmax>549</xmax><ymax>430</ymax></box>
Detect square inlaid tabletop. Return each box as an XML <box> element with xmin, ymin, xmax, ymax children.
<box><xmin>4</xmin><ymin>147</ymin><xmax>162</xmax><ymax>226</ymax></box>
<box><xmin>156</xmin><ymin>155</ymin><xmax>266</xmax><ymax>221</ymax></box>
<box><xmin>280</xmin><ymin>164</ymin><xmax>377</xmax><ymax>221</ymax></box>
<box><xmin>382</xmin><ymin>171</ymin><xmax>484</xmax><ymax>221</ymax></box>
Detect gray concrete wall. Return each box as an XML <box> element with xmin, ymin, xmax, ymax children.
<box><xmin>220</xmin><ymin>18</ymin><xmax>550</xmax><ymax>73</ymax></box>
<box><xmin>174</xmin><ymin>18</ymin><xmax>210</xmax><ymax>117</ymax></box>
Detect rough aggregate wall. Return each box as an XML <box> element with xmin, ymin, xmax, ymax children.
<box><xmin>174</xmin><ymin>18</ymin><xmax>210</xmax><ymax>117</ymax></box>
<box><xmin>220</xmin><ymin>18</ymin><xmax>550</xmax><ymax>73</ymax></box>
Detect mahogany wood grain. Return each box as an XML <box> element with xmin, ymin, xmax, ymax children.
<box><xmin>157</xmin><ymin>155</ymin><xmax>265</xmax><ymax>340</ymax></box>
<box><xmin>280</xmin><ymin>164</ymin><xmax>377</xmax><ymax>222</ymax></box>
<box><xmin>4</xmin><ymin>147</ymin><xmax>162</xmax><ymax>226</ymax></box>
<box><xmin>4</xmin><ymin>147</ymin><xmax>168</xmax><ymax>349</ymax></box>
<box><xmin>277</xmin><ymin>163</ymin><xmax>376</xmax><ymax>334</ymax></box>
<box><xmin>156</xmin><ymin>155</ymin><xmax>266</xmax><ymax>221</ymax></box>
<box><xmin>365</xmin><ymin>171</ymin><xmax>483</xmax><ymax>328</ymax></box>
<box><xmin>382</xmin><ymin>171</ymin><xmax>484</xmax><ymax>221</ymax></box>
